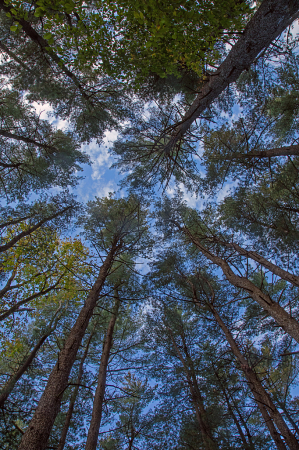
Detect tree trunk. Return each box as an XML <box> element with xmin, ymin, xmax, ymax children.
<box><xmin>167</xmin><ymin>326</ymin><xmax>218</xmax><ymax>450</ymax></box>
<box><xmin>229</xmin><ymin>392</ymin><xmax>255</xmax><ymax>449</ymax></box>
<box><xmin>85</xmin><ymin>289</ymin><xmax>121</xmax><ymax>450</ymax></box>
<box><xmin>210</xmin><ymin>304</ymin><xmax>298</xmax><ymax>450</ymax></box>
<box><xmin>0</xmin><ymin>307</ymin><xmax>61</xmax><ymax>408</ymax></box>
<box><xmin>57</xmin><ymin>331</ymin><xmax>94</xmax><ymax>450</ymax></box>
<box><xmin>224</xmin><ymin>144</ymin><xmax>299</xmax><ymax>160</ymax></box>
<box><xmin>163</xmin><ymin>0</ymin><xmax>299</xmax><ymax>155</ymax></box>
<box><xmin>0</xmin><ymin>130</ymin><xmax>57</xmax><ymax>153</ymax></box>
<box><xmin>214</xmin><ymin>238</ymin><xmax>299</xmax><ymax>288</ymax></box>
<box><xmin>0</xmin><ymin>276</ymin><xmax>64</xmax><ymax>322</ymax></box>
<box><xmin>0</xmin><ymin>41</ymin><xmax>34</xmax><ymax>73</ymax></box>
<box><xmin>0</xmin><ymin>205</ymin><xmax>72</xmax><ymax>253</ymax></box>
<box><xmin>213</xmin><ymin>369</ymin><xmax>252</xmax><ymax>449</ymax></box>
<box><xmin>182</xmin><ymin>226</ymin><xmax>299</xmax><ymax>343</ymax></box>
<box><xmin>18</xmin><ymin>247</ymin><xmax>116</xmax><ymax>450</ymax></box>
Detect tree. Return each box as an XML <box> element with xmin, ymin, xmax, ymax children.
<box><xmin>18</xmin><ymin>195</ymin><xmax>151</xmax><ymax>450</ymax></box>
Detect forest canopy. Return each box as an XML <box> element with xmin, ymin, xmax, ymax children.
<box><xmin>1</xmin><ymin>0</ymin><xmax>299</xmax><ymax>449</ymax></box>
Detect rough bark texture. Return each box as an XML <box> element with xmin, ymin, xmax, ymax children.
<box><xmin>57</xmin><ymin>332</ymin><xmax>94</xmax><ymax>450</ymax></box>
<box><xmin>0</xmin><ymin>313</ymin><xmax>60</xmax><ymax>408</ymax></box>
<box><xmin>18</xmin><ymin>248</ymin><xmax>116</xmax><ymax>450</ymax></box>
<box><xmin>225</xmin><ymin>143</ymin><xmax>299</xmax><ymax>159</ymax></box>
<box><xmin>164</xmin><ymin>0</ymin><xmax>299</xmax><ymax>154</ymax></box>
<box><xmin>0</xmin><ymin>205</ymin><xmax>71</xmax><ymax>253</ymax></box>
<box><xmin>183</xmin><ymin>227</ymin><xmax>299</xmax><ymax>343</ymax></box>
<box><xmin>167</xmin><ymin>327</ymin><xmax>218</xmax><ymax>450</ymax></box>
<box><xmin>215</xmin><ymin>239</ymin><xmax>299</xmax><ymax>288</ymax></box>
<box><xmin>85</xmin><ymin>290</ymin><xmax>121</xmax><ymax>450</ymax></box>
<box><xmin>211</xmin><ymin>305</ymin><xmax>298</xmax><ymax>450</ymax></box>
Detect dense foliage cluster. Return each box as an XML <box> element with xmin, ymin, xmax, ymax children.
<box><xmin>1</xmin><ymin>0</ymin><xmax>299</xmax><ymax>449</ymax></box>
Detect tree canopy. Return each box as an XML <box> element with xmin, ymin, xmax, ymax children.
<box><xmin>1</xmin><ymin>1</ymin><xmax>299</xmax><ymax>449</ymax></box>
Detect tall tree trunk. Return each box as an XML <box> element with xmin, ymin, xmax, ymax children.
<box><xmin>18</xmin><ymin>246</ymin><xmax>117</xmax><ymax>450</ymax></box>
<box><xmin>166</xmin><ymin>326</ymin><xmax>218</xmax><ymax>450</ymax></box>
<box><xmin>163</xmin><ymin>0</ymin><xmax>299</xmax><ymax>155</ymax></box>
<box><xmin>213</xmin><ymin>368</ymin><xmax>252</xmax><ymax>449</ymax></box>
<box><xmin>180</xmin><ymin>226</ymin><xmax>299</xmax><ymax>343</ymax></box>
<box><xmin>229</xmin><ymin>391</ymin><xmax>255</xmax><ymax>449</ymax></box>
<box><xmin>209</xmin><ymin>304</ymin><xmax>298</xmax><ymax>450</ymax></box>
<box><xmin>57</xmin><ymin>331</ymin><xmax>94</xmax><ymax>450</ymax></box>
<box><xmin>85</xmin><ymin>289</ymin><xmax>121</xmax><ymax>450</ymax></box>
<box><xmin>0</xmin><ymin>306</ymin><xmax>61</xmax><ymax>408</ymax></box>
<box><xmin>0</xmin><ymin>205</ymin><xmax>72</xmax><ymax>253</ymax></box>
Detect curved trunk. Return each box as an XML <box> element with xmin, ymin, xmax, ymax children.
<box><xmin>210</xmin><ymin>305</ymin><xmax>298</xmax><ymax>450</ymax></box>
<box><xmin>163</xmin><ymin>0</ymin><xmax>299</xmax><ymax>154</ymax></box>
<box><xmin>182</xmin><ymin>227</ymin><xmax>299</xmax><ymax>343</ymax></box>
<box><xmin>18</xmin><ymin>247</ymin><xmax>116</xmax><ymax>450</ymax></box>
<box><xmin>0</xmin><ymin>205</ymin><xmax>71</xmax><ymax>253</ymax></box>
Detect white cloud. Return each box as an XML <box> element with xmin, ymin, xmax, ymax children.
<box><xmin>95</xmin><ymin>180</ymin><xmax>116</xmax><ymax>198</ymax></box>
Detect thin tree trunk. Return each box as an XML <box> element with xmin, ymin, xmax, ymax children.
<box><xmin>18</xmin><ymin>247</ymin><xmax>117</xmax><ymax>450</ymax></box>
<box><xmin>85</xmin><ymin>289</ymin><xmax>121</xmax><ymax>450</ymax></box>
<box><xmin>0</xmin><ymin>130</ymin><xmax>57</xmax><ymax>153</ymax></box>
<box><xmin>0</xmin><ymin>0</ymin><xmax>90</xmax><ymax>104</ymax></box>
<box><xmin>180</xmin><ymin>225</ymin><xmax>299</xmax><ymax>343</ymax></box>
<box><xmin>229</xmin><ymin>392</ymin><xmax>255</xmax><ymax>449</ymax></box>
<box><xmin>210</xmin><ymin>304</ymin><xmax>298</xmax><ymax>450</ymax></box>
<box><xmin>0</xmin><ymin>205</ymin><xmax>72</xmax><ymax>253</ymax></box>
<box><xmin>0</xmin><ymin>275</ymin><xmax>64</xmax><ymax>322</ymax></box>
<box><xmin>0</xmin><ymin>305</ymin><xmax>62</xmax><ymax>408</ymax></box>
<box><xmin>223</xmin><ymin>144</ymin><xmax>299</xmax><ymax>160</ymax></box>
<box><xmin>57</xmin><ymin>331</ymin><xmax>94</xmax><ymax>450</ymax></box>
<box><xmin>167</xmin><ymin>326</ymin><xmax>218</xmax><ymax>450</ymax></box>
<box><xmin>0</xmin><ymin>41</ymin><xmax>34</xmax><ymax>72</ymax></box>
<box><xmin>277</xmin><ymin>400</ymin><xmax>299</xmax><ymax>437</ymax></box>
<box><xmin>213</xmin><ymin>368</ymin><xmax>252</xmax><ymax>449</ymax></box>
<box><xmin>163</xmin><ymin>0</ymin><xmax>299</xmax><ymax>155</ymax></box>
<box><xmin>213</xmin><ymin>238</ymin><xmax>299</xmax><ymax>288</ymax></box>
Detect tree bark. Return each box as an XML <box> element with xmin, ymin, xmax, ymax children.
<box><xmin>167</xmin><ymin>326</ymin><xmax>218</xmax><ymax>450</ymax></box>
<box><xmin>213</xmin><ymin>238</ymin><xmax>299</xmax><ymax>288</ymax></box>
<box><xmin>223</xmin><ymin>144</ymin><xmax>299</xmax><ymax>160</ymax></box>
<box><xmin>85</xmin><ymin>289</ymin><xmax>121</xmax><ymax>450</ymax></box>
<box><xmin>163</xmin><ymin>0</ymin><xmax>299</xmax><ymax>155</ymax></box>
<box><xmin>210</xmin><ymin>304</ymin><xmax>298</xmax><ymax>450</ymax></box>
<box><xmin>0</xmin><ymin>205</ymin><xmax>71</xmax><ymax>253</ymax></box>
<box><xmin>57</xmin><ymin>332</ymin><xmax>94</xmax><ymax>450</ymax></box>
<box><xmin>0</xmin><ymin>306</ymin><xmax>62</xmax><ymax>408</ymax></box>
<box><xmin>181</xmin><ymin>225</ymin><xmax>299</xmax><ymax>343</ymax></box>
<box><xmin>18</xmin><ymin>247</ymin><xmax>116</xmax><ymax>450</ymax></box>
